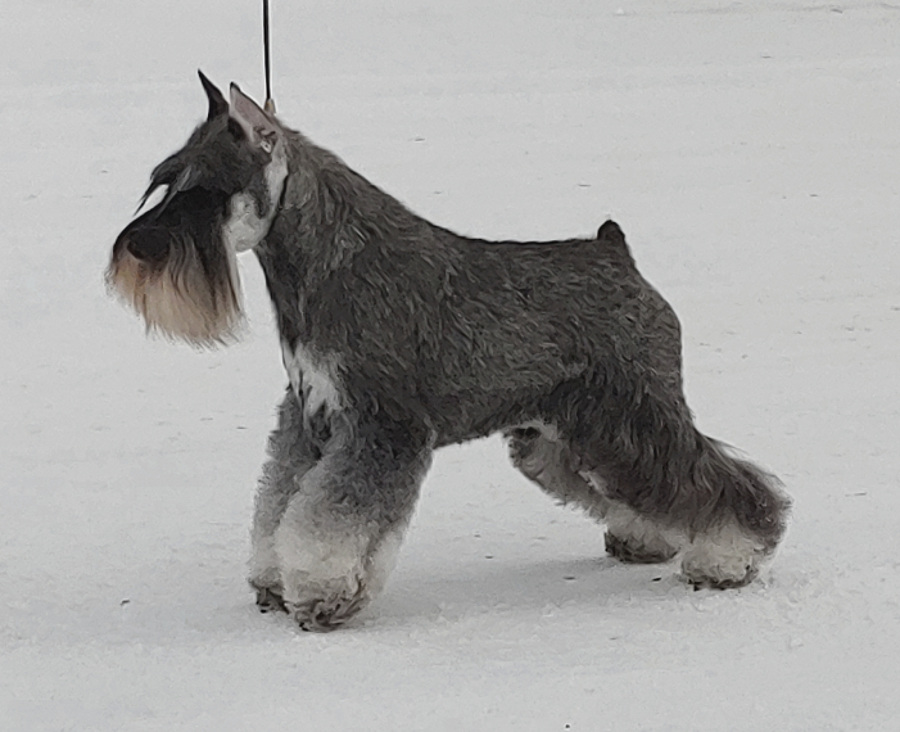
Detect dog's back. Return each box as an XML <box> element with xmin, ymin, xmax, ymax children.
<box><xmin>277</xmin><ymin>177</ymin><xmax>681</xmax><ymax>444</ymax></box>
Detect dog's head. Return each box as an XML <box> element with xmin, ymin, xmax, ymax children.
<box><xmin>106</xmin><ymin>72</ymin><xmax>288</xmax><ymax>347</ymax></box>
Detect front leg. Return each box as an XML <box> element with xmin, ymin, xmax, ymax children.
<box><xmin>249</xmin><ymin>389</ymin><xmax>326</xmax><ymax>609</ymax></box>
<box><xmin>274</xmin><ymin>408</ymin><xmax>433</xmax><ymax>631</ymax></box>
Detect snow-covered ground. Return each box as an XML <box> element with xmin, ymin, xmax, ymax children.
<box><xmin>2</xmin><ymin>1</ymin><xmax>899</xmax><ymax>729</ymax></box>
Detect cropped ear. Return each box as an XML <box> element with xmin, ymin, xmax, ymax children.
<box><xmin>198</xmin><ymin>70</ymin><xmax>227</xmax><ymax>120</ymax></box>
<box><xmin>229</xmin><ymin>83</ymin><xmax>280</xmax><ymax>153</ymax></box>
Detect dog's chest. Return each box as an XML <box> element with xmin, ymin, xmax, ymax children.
<box><xmin>280</xmin><ymin>339</ymin><xmax>342</xmax><ymax>418</ymax></box>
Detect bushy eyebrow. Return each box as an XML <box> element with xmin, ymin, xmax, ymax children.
<box><xmin>134</xmin><ymin>116</ymin><xmax>257</xmax><ymax>215</ymax></box>
<box><xmin>137</xmin><ymin>159</ymin><xmax>199</xmax><ymax>216</ymax></box>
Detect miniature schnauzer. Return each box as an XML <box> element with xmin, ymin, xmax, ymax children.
<box><xmin>107</xmin><ymin>72</ymin><xmax>790</xmax><ymax>631</ymax></box>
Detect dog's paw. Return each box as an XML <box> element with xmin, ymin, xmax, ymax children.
<box><xmin>288</xmin><ymin>591</ymin><xmax>367</xmax><ymax>632</ymax></box>
<box><xmin>682</xmin><ymin>566</ymin><xmax>759</xmax><ymax>591</ymax></box>
<box><xmin>604</xmin><ymin>530</ymin><xmax>678</xmax><ymax>564</ymax></box>
<box><xmin>679</xmin><ymin>525</ymin><xmax>767</xmax><ymax>589</ymax></box>
<box><xmin>253</xmin><ymin>585</ymin><xmax>288</xmax><ymax>614</ymax></box>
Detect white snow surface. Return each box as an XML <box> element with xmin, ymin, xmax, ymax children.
<box><xmin>2</xmin><ymin>1</ymin><xmax>899</xmax><ymax>729</ymax></box>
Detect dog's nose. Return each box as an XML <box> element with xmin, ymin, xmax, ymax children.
<box><xmin>120</xmin><ymin>230</ymin><xmax>169</xmax><ymax>265</ymax></box>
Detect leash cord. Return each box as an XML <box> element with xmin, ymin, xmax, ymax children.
<box><xmin>263</xmin><ymin>0</ymin><xmax>275</xmax><ymax>113</ymax></box>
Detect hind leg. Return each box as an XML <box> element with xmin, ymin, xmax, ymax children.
<box><xmin>675</xmin><ymin>445</ymin><xmax>790</xmax><ymax>589</ymax></box>
<box><xmin>570</xmin><ymin>384</ymin><xmax>789</xmax><ymax>588</ymax></box>
<box><xmin>506</xmin><ymin>425</ymin><xmax>609</xmax><ymax>521</ymax></box>
<box><xmin>506</xmin><ymin>426</ymin><xmax>678</xmax><ymax>564</ymax></box>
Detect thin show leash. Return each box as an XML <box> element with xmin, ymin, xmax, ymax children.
<box><xmin>263</xmin><ymin>0</ymin><xmax>275</xmax><ymax>113</ymax></box>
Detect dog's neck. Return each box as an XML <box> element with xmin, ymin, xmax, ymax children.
<box><xmin>255</xmin><ymin>131</ymin><xmax>438</xmax><ymax>362</ymax></box>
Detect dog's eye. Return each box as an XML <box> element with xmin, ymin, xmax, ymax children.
<box><xmin>258</xmin><ymin>134</ymin><xmax>275</xmax><ymax>155</ymax></box>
